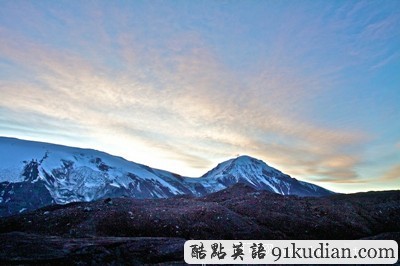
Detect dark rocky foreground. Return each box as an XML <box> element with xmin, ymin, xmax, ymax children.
<box><xmin>0</xmin><ymin>184</ymin><xmax>399</xmax><ymax>265</ymax></box>
<box><xmin>0</xmin><ymin>232</ymin><xmax>185</xmax><ymax>265</ymax></box>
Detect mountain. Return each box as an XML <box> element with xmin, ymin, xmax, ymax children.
<box><xmin>197</xmin><ymin>155</ymin><xmax>332</xmax><ymax>196</ymax></box>
<box><xmin>0</xmin><ymin>137</ymin><xmax>333</xmax><ymax>216</ymax></box>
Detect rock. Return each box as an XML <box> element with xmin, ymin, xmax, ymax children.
<box><xmin>83</xmin><ymin>207</ymin><xmax>92</xmax><ymax>212</ymax></box>
<box><xmin>104</xmin><ymin>198</ymin><xmax>113</xmax><ymax>205</ymax></box>
<box><xmin>0</xmin><ymin>188</ymin><xmax>399</xmax><ymax>264</ymax></box>
<box><xmin>0</xmin><ymin>232</ymin><xmax>186</xmax><ymax>265</ymax></box>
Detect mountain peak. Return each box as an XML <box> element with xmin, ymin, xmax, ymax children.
<box><xmin>230</xmin><ymin>155</ymin><xmax>277</xmax><ymax>171</ymax></box>
<box><xmin>234</xmin><ymin>154</ymin><xmax>256</xmax><ymax>160</ymax></box>
<box><xmin>201</xmin><ymin>155</ymin><xmax>332</xmax><ymax>197</ymax></box>
<box><xmin>232</xmin><ymin>155</ymin><xmax>262</xmax><ymax>164</ymax></box>
<box><xmin>201</xmin><ymin>155</ymin><xmax>278</xmax><ymax>179</ymax></box>
<box><xmin>0</xmin><ymin>137</ymin><xmax>333</xmax><ymax>217</ymax></box>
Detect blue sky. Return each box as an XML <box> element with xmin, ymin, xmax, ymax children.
<box><xmin>0</xmin><ymin>0</ymin><xmax>399</xmax><ymax>193</ymax></box>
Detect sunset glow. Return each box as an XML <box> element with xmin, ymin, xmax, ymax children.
<box><xmin>1</xmin><ymin>0</ymin><xmax>399</xmax><ymax>193</ymax></box>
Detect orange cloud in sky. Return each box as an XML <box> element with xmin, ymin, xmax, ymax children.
<box><xmin>380</xmin><ymin>164</ymin><xmax>400</xmax><ymax>182</ymax></box>
<box><xmin>0</xmin><ymin>21</ymin><xmax>368</xmax><ymax>184</ymax></box>
<box><xmin>1</xmin><ymin>1</ymin><xmax>399</xmax><ymax>193</ymax></box>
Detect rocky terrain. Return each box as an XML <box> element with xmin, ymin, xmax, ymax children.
<box><xmin>0</xmin><ymin>184</ymin><xmax>399</xmax><ymax>264</ymax></box>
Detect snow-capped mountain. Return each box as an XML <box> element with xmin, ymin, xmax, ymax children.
<box><xmin>0</xmin><ymin>137</ymin><xmax>333</xmax><ymax>216</ymax></box>
<box><xmin>197</xmin><ymin>155</ymin><xmax>332</xmax><ymax>196</ymax></box>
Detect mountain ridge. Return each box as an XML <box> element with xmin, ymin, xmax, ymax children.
<box><xmin>0</xmin><ymin>136</ymin><xmax>333</xmax><ymax>216</ymax></box>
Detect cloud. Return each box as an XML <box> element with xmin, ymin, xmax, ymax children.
<box><xmin>380</xmin><ymin>164</ymin><xmax>400</xmax><ymax>182</ymax></box>
<box><xmin>310</xmin><ymin>178</ymin><xmax>369</xmax><ymax>184</ymax></box>
<box><xmin>0</xmin><ymin>1</ymin><xmax>387</xmax><ymax>182</ymax></box>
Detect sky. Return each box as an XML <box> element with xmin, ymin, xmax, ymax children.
<box><xmin>0</xmin><ymin>0</ymin><xmax>399</xmax><ymax>193</ymax></box>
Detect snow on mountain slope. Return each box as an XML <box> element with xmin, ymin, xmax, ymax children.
<box><xmin>0</xmin><ymin>137</ymin><xmax>191</xmax><ymax>216</ymax></box>
<box><xmin>198</xmin><ymin>155</ymin><xmax>333</xmax><ymax>197</ymax></box>
<box><xmin>0</xmin><ymin>137</ymin><xmax>333</xmax><ymax>216</ymax></box>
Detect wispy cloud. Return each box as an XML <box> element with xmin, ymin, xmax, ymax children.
<box><xmin>0</xmin><ymin>32</ymin><xmax>367</xmax><ymax>180</ymax></box>
<box><xmin>0</xmin><ymin>1</ymin><xmax>399</xmax><ymax>192</ymax></box>
<box><xmin>380</xmin><ymin>164</ymin><xmax>400</xmax><ymax>182</ymax></box>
